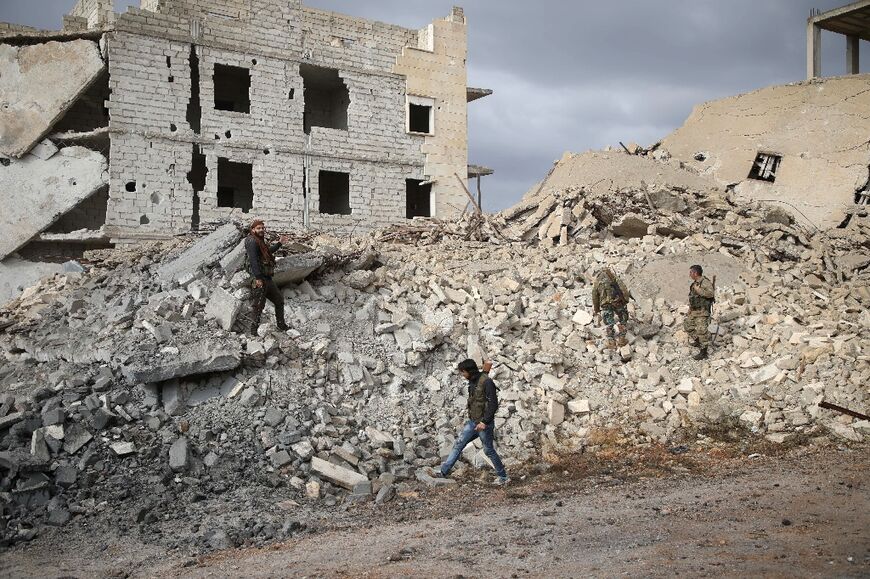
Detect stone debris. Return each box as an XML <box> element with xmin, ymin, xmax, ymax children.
<box><xmin>0</xmin><ymin>133</ymin><xmax>866</xmax><ymax>554</ymax></box>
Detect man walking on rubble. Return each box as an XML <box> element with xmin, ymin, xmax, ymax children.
<box><xmin>428</xmin><ymin>359</ymin><xmax>510</xmax><ymax>486</ymax></box>
<box><xmin>592</xmin><ymin>267</ymin><xmax>632</xmax><ymax>349</ymax></box>
<box><xmin>684</xmin><ymin>264</ymin><xmax>715</xmax><ymax>360</ymax></box>
<box><xmin>246</xmin><ymin>219</ymin><xmax>289</xmax><ymax>335</ymax></box>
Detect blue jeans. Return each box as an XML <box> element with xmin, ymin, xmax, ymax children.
<box><xmin>440</xmin><ymin>420</ymin><xmax>507</xmax><ymax>479</ymax></box>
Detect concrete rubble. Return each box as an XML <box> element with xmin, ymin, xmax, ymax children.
<box><xmin>0</xmin><ymin>180</ymin><xmax>866</xmax><ymax>550</ymax></box>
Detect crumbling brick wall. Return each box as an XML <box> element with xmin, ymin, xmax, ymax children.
<box><xmin>102</xmin><ymin>1</ymin><xmax>468</xmax><ymax>240</ymax></box>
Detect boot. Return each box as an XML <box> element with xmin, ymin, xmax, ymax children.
<box><xmin>693</xmin><ymin>347</ymin><xmax>708</xmax><ymax>360</ymax></box>
<box><xmin>276</xmin><ymin>304</ymin><xmax>288</xmax><ymax>331</ymax></box>
<box><xmin>616</xmin><ymin>336</ymin><xmax>628</xmax><ymax>347</ymax></box>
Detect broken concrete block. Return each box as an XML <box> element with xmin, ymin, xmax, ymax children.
<box><xmin>540</xmin><ymin>374</ymin><xmax>565</xmax><ymax>391</ymax></box>
<box><xmin>219</xmin><ymin>241</ymin><xmax>247</xmax><ymax>277</ymax></box>
<box><xmin>205</xmin><ymin>287</ymin><xmax>242</xmax><ymax>331</ymax></box>
<box><xmin>239</xmin><ymin>387</ymin><xmax>262</xmax><ymax>407</ymax></box>
<box><xmin>63</xmin><ymin>424</ymin><xmax>92</xmax><ymax>454</ymax></box>
<box><xmin>310</xmin><ymin>456</ymin><xmax>369</xmax><ymax>492</ymax></box>
<box><xmin>169</xmin><ymin>437</ymin><xmax>189</xmax><ymax>472</ymax></box>
<box><xmin>345</xmin><ymin>270</ymin><xmax>375</xmax><ymax>290</ymax></box>
<box><xmin>0</xmin><ymin>146</ymin><xmax>108</xmax><ymax>260</ymax></box>
<box><xmin>611</xmin><ymin>213</ymin><xmax>651</xmax><ymax>238</ymax></box>
<box><xmin>305</xmin><ymin>480</ymin><xmax>321</xmax><ymax>499</ymax></box>
<box><xmin>567</xmin><ymin>399</ymin><xmax>590</xmax><ymax>414</ymax></box>
<box><xmin>0</xmin><ymin>40</ymin><xmax>106</xmax><ymax>158</ymax></box>
<box><xmin>30</xmin><ymin>430</ymin><xmax>51</xmax><ymax>462</ymax></box>
<box><xmin>270</xmin><ymin>450</ymin><xmax>292</xmax><ymax>468</ymax></box>
<box><xmin>415</xmin><ymin>468</ymin><xmax>457</xmax><ymax>487</ymax></box>
<box><xmin>271</xmin><ymin>254</ymin><xmax>326</xmax><ymax>287</ymax></box>
<box><xmin>123</xmin><ymin>341</ymin><xmax>241</xmax><ymax>383</ymax></box>
<box><xmin>41</xmin><ymin>407</ymin><xmax>65</xmax><ymax>426</ymax></box>
<box><xmin>54</xmin><ymin>465</ymin><xmax>77</xmax><ymax>488</ymax></box>
<box><xmin>157</xmin><ymin>223</ymin><xmax>242</xmax><ymax>285</ymax></box>
<box><xmin>572</xmin><ymin>310</ymin><xmax>593</xmax><ymax>326</ymax></box>
<box><xmin>547</xmin><ymin>400</ymin><xmax>565</xmax><ymax>425</ymax></box>
<box><xmin>110</xmin><ymin>441</ymin><xmax>136</xmax><ymax>456</ymax></box>
<box><xmin>291</xmin><ymin>439</ymin><xmax>314</xmax><ymax>460</ymax></box>
<box><xmin>365</xmin><ymin>426</ymin><xmax>394</xmax><ymax>448</ymax></box>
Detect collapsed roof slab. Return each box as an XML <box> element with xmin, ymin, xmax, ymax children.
<box><xmin>0</xmin><ymin>146</ymin><xmax>108</xmax><ymax>260</ymax></box>
<box><xmin>659</xmin><ymin>75</ymin><xmax>870</xmax><ymax>230</ymax></box>
<box><xmin>0</xmin><ymin>39</ymin><xmax>105</xmax><ymax>158</ymax></box>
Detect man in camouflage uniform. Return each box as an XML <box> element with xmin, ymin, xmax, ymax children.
<box><xmin>592</xmin><ymin>268</ymin><xmax>632</xmax><ymax>349</ymax></box>
<box><xmin>246</xmin><ymin>219</ymin><xmax>289</xmax><ymax>335</ymax></box>
<box><xmin>684</xmin><ymin>264</ymin><xmax>715</xmax><ymax>360</ymax></box>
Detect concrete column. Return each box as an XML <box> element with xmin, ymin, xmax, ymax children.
<box><xmin>846</xmin><ymin>34</ymin><xmax>860</xmax><ymax>74</ymax></box>
<box><xmin>807</xmin><ymin>22</ymin><xmax>821</xmax><ymax>79</ymax></box>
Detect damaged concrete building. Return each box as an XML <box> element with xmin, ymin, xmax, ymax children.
<box><xmin>0</xmin><ymin>0</ymin><xmax>489</xmax><ymax>258</ymax></box>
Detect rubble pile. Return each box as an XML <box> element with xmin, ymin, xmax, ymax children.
<box><xmin>0</xmin><ymin>176</ymin><xmax>868</xmax><ymax>552</ymax></box>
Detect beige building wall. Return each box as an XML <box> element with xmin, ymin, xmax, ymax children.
<box><xmin>660</xmin><ymin>75</ymin><xmax>870</xmax><ymax>230</ymax></box>
<box><xmin>394</xmin><ymin>8</ymin><xmax>469</xmax><ymax>218</ymax></box>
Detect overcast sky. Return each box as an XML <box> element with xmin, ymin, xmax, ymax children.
<box><xmin>1</xmin><ymin>1</ymin><xmax>866</xmax><ymax>210</ymax></box>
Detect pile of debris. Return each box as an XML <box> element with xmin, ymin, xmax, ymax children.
<box><xmin>0</xmin><ymin>166</ymin><xmax>867</xmax><ymax>552</ymax></box>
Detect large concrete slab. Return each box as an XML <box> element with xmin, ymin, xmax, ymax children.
<box><xmin>157</xmin><ymin>223</ymin><xmax>242</xmax><ymax>285</ymax></box>
<box><xmin>272</xmin><ymin>254</ymin><xmax>325</xmax><ymax>287</ymax></box>
<box><xmin>0</xmin><ymin>146</ymin><xmax>108</xmax><ymax>259</ymax></box>
<box><xmin>0</xmin><ymin>39</ymin><xmax>105</xmax><ymax>158</ymax></box>
<box><xmin>660</xmin><ymin>75</ymin><xmax>870</xmax><ymax>230</ymax></box>
<box><xmin>122</xmin><ymin>341</ymin><xmax>241</xmax><ymax>384</ymax></box>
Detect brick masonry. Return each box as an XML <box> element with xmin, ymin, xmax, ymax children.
<box><xmin>47</xmin><ymin>0</ymin><xmax>480</xmax><ymax>240</ymax></box>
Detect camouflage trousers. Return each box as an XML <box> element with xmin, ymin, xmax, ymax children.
<box><xmin>250</xmin><ymin>278</ymin><xmax>285</xmax><ymax>329</ymax></box>
<box><xmin>602</xmin><ymin>306</ymin><xmax>629</xmax><ymax>339</ymax></box>
<box><xmin>683</xmin><ymin>311</ymin><xmax>711</xmax><ymax>347</ymax></box>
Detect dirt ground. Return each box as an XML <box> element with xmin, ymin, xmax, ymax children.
<box><xmin>2</xmin><ymin>443</ymin><xmax>867</xmax><ymax>578</ymax></box>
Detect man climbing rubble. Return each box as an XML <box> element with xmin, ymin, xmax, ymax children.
<box><xmin>592</xmin><ymin>267</ymin><xmax>633</xmax><ymax>349</ymax></box>
<box><xmin>427</xmin><ymin>359</ymin><xmax>510</xmax><ymax>486</ymax></box>
<box><xmin>684</xmin><ymin>264</ymin><xmax>715</xmax><ymax>360</ymax></box>
<box><xmin>246</xmin><ymin>219</ymin><xmax>290</xmax><ymax>335</ymax></box>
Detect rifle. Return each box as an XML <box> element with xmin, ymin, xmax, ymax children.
<box><xmin>709</xmin><ymin>275</ymin><xmax>720</xmax><ymax>346</ymax></box>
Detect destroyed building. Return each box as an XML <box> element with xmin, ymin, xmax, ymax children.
<box><xmin>0</xmin><ymin>0</ymin><xmax>490</xmax><ymax>259</ymax></box>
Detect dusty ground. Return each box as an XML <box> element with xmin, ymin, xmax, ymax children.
<box><xmin>2</xmin><ymin>442</ymin><xmax>867</xmax><ymax>578</ymax></box>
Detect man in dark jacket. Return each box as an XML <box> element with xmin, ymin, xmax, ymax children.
<box><xmin>246</xmin><ymin>219</ymin><xmax>289</xmax><ymax>335</ymax></box>
<box><xmin>430</xmin><ymin>359</ymin><xmax>509</xmax><ymax>486</ymax></box>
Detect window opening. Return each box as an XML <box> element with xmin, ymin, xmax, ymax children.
<box><xmin>318</xmin><ymin>170</ymin><xmax>350</xmax><ymax>215</ymax></box>
<box><xmin>213</xmin><ymin>63</ymin><xmax>251</xmax><ymax>113</ymax></box>
<box><xmin>217</xmin><ymin>157</ymin><xmax>253</xmax><ymax>213</ymax></box>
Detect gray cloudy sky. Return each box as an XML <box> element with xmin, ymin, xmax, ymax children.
<box><xmin>2</xmin><ymin>1</ymin><xmax>866</xmax><ymax>210</ymax></box>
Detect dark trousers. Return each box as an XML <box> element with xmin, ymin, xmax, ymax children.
<box><xmin>251</xmin><ymin>278</ymin><xmax>285</xmax><ymax>328</ymax></box>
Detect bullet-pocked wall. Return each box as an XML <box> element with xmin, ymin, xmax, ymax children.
<box><xmin>103</xmin><ymin>0</ymin><xmax>469</xmax><ymax>241</ymax></box>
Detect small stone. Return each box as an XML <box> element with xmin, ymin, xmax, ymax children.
<box><xmin>270</xmin><ymin>450</ymin><xmax>292</xmax><ymax>468</ymax></box>
<box><xmin>169</xmin><ymin>437</ymin><xmax>189</xmax><ymax>472</ymax></box>
<box><xmin>110</xmin><ymin>441</ymin><xmax>136</xmax><ymax>456</ymax></box>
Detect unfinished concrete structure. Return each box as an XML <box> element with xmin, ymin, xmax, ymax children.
<box><xmin>658</xmin><ymin>74</ymin><xmax>870</xmax><ymax>230</ymax></box>
<box><xmin>0</xmin><ymin>0</ymin><xmax>488</xmax><ymax>256</ymax></box>
<box><xmin>807</xmin><ymin>0</ymin><xmax>870</xmax><ymax>79</ymax></box>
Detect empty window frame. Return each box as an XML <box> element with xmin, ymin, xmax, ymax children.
<box><xmin>748</xmin><ymin>153</ymin><xmax>781</xmax><ymax>182</ymax></box>
<box><xmin>318</xmin><ymin>170</ymin><xmax>351</xmax><ymax>215</ymax></box>
<box><xmin>406</xmin><ymin>179</ymin><xmax>432</xmax><ymax>218</ymax></box>
<box><xmin>213</xmin><ymin>64</ymin><xmax>251</xmax><ymax>113</ymax></box>
<box><xmin>300</xmin><ymin>64</ymin><xmax>349</xmax><ymax>133</ymax></box>
<box><xmin>217</xmin><ymin>158</ymin><xmax>254</xmax><ymax>213</ymax></box>
<box><xmin>407</xmin><ymin>95</ymin><xmax>434</xmax><ymax>135</ymax></box>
